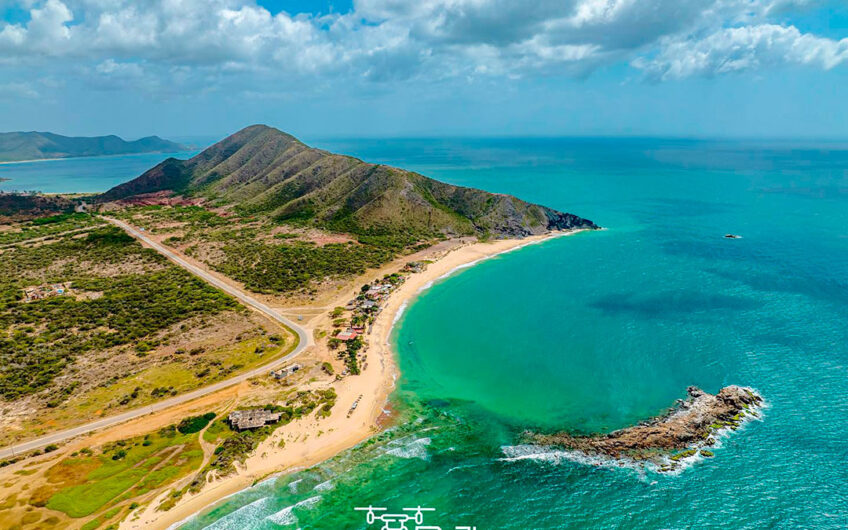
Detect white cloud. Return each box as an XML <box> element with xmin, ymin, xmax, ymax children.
<box><xmin>636</xmin><ymin>24</ymin><xmax>848</xmax><ymax>80</ymax></box>
<box><xmin>0</xmin><ymin>0</ymin><xmax>845</xmax><ymax>92</ymax></box>
<box><xmin>0</xmin><ymin>0</ymin><xmax>72</xmax><ymax>56</ymax></box>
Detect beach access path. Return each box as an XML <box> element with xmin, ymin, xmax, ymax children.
<box><xmin>0</xmin><ymin>216</ymin><xmax>312</xmax><ymax>460</ymax></box>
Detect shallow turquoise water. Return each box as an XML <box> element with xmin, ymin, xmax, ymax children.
<box><xmin>0</xmin><ymin>151</ymin><xmax>197</xmax><ymax>193</ymax></box>
<box><xmin>51</xmin><ymin>139</ymin><xmax>848</xmax><ymax>528</ymax></box>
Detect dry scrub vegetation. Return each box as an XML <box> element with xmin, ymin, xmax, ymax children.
<box><xmin>0</xmin><ymin>215</ymin><xmax>295</xmax><ymax>446</ymax></box>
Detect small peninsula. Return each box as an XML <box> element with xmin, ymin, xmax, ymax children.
<box><xmin>530</xmin><ymin>386</ymin><xmax>763</xmax><ymax>471</ymax></box>
<box><xmin>0</xmin><ymin>131</ymin><xmax>187</xmax><ymax>163</ymax></box>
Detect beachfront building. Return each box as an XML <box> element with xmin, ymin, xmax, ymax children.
<box><xmin>403</xmin><ymin>261</ymin><xmax>425</xmax><ymax>273</ymax></box>
<box><xmin>336</xmin><ymin>329</ymin><xmax>358</xmax><ymax>341</ymax></box>
<box><xmin>228</xmin><ymin>409</ymin><xmax>283</xmax><ymax>430</ymax></box>
<box><xmin>365</xmin><ymin>284</ymin><xmax>390</xmax><ymax>299</ymax></box>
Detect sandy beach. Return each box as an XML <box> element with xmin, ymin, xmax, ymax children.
<box><xmin>116</xmin><ymin>230</ymin><xmax>582</xmax><ymax>530</ymax></box>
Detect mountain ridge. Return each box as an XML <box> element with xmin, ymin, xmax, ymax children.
<box><xmin>99</xmin><ymin>125</ymin><xmax>597</xmax><ymax>239</ymax></box>
<box><xmin>0</xmin><ymin>131</ymin><xmax>187</xmax><ymax>163</ymax></box>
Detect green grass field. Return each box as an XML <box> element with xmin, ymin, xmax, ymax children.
<box><xmin>43</xmin><ymin>426</ymin><xmax>204</xmax><ymax>519</ymax></box>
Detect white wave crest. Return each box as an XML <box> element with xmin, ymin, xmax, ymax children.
<box><xmin>385</xmin><ymin>436</ymin><xmax>432</xmax><ymax>460</ymax></box>
<box><xmin>204</xmin><ymin>497</ymin><xmax>274</xmax><ymax>530</ymax></box>
<box><xmin>287</xmin><ymin>478</ymin><xmax>303</xmax><ymax>494</ymax></box>
<box><xmin>500</xmin><ymin>444</ymin><xmax>648</xmax><ymax>473</ymax></box>
<box><xmin>265</xmin><ymin>495</ymin><xmax>322</xmax><ymax>526</ymax></box>
<box><xmin>314</xmin><ymin>479</ymin><xmax>335</xmax><ymax>492</ymax></box>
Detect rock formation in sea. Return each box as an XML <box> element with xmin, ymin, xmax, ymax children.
<box><xmin>530</xmin><ymin>386</ymin><xmax>763</xmax><ymax>469</ymax></box>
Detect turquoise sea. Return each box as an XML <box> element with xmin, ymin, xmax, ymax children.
<box><xmin>0</xmin><ymin>151</ymin><xmax>198</xmax><ymax>193</ymax></box>
<box><xmin>14</xmin><ymin>139</ymin><xmax>848</xmax><ymax>528</ymax></box>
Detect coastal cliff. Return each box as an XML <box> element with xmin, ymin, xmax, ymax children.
<box><xmin>530</xmin><ymin>386</ymin><xmax>763</xmax><ymax>469</ymax></box>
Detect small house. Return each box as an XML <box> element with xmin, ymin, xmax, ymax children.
<box><xmin>270</xmin><ymin>364</ymin><xmax>302</xmax><ymax>380</ymax></box>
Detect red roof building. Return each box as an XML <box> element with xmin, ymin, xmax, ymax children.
<box><xmin>336</xmin><ymin>330</ymin><xmax>358</xmax><ymax>341</ymax></box>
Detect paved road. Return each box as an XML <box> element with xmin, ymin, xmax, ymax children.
<box><xmin>0</xmin><ymin>217</ymin><xmax>312</xmax><ymax>460</ymax></box>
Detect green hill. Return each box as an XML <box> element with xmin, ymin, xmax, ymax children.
<box><xmin>0</xmin><ymin>131</ymin><xmax>187</xmax><ymax>162</ymax></box>
<box><xmin>99</xmin><ymin>125</ymin><xmax>597</xmax><ymax>238</ymax></box>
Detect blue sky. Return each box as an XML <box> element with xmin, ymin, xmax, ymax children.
<box><xmin>0</xmin><ymin>0</ymin><xmax>847</xmax><ymax>140</ymax></box>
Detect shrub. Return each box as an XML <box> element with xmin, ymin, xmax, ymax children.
<box><xmin>177</xmin><ymin>412</ymin><xmax>216</xmax><ymax>434</ymax></box>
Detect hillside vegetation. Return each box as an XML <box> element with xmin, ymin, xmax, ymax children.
<box><xmin>0</xmin><ymin>131</ymin><xmax>186</xmax><ymax>162</ymax></box>
<box><xmin>109</xmin><ymin>205</ymin><xmax>399</xmax><ymax>295</ymax></box>
<box><xmin>99</xmin><ymin>125</ymin><xmax>596</xmax><ymax>239</ymax></box>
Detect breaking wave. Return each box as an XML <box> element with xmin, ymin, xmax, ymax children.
<box><xmin>265</xmin><ymin>496</ymin><xmax>322</xmax><ymax>526</ymax></box>
<box><xmin>203</xmin><ymin>497</ymin><xmax>274</xmax><ymax>530</ymax></box>
<box><xmin>384</xmin><ymin>436</ymin><xmax>432</xmax><ymax>460</ymax></box>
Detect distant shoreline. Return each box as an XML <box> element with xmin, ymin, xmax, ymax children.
<box><xmin>0</xmin><ymin>150</ymin><xmax>197</xmax><ymax>166</ymax></box>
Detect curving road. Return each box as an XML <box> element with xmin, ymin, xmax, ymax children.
<box><xmin>0</xmin><ymin>217</ymin><xmax>312</xmax><ymax>460</ymax></box>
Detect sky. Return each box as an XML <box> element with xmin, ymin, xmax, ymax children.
<box><xmin>0</xmin><ymin>0</ymin><xmax>847</xmax><ymax>140</ymax></box>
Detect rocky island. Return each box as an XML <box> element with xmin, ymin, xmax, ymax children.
<box><xmin>530</xmin><ymin>386</ymin><xmax>763</xmax><ymax>471</ymax></box>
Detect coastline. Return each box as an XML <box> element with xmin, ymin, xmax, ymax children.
<box><xmin>129</xmin><ymin>229</ymin><xmax>585</xmax><ymax>530</ymax></box>
<box><xmin>0</xmin><ymin>151</ymin><xmax>197</xmax><ymax>166</ymax></box>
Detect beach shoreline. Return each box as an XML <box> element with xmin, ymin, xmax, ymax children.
<box><xmin>124</xmin><ymin>229</ymin><xmax>585</xmax><ymax>530</ymax></box>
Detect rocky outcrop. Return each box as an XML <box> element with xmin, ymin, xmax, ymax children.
<box><xmin>545</xmin><ymin>210</ymin><xmax>596</xmax><ymax>232</ymax></box>
<box><xmin>530</xmin><ymin>386</ymin><xmax>763</xmax><ymax>467</ymax></box>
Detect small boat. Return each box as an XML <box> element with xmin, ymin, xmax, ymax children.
<box><xmin>724</xmin><ymin>234</ymin><xmax>742</xmax><ymax>239</ymax></box>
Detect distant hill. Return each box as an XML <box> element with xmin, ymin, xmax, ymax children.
<box><xmin>99</xmin><ymin>125</ymin><xmax>597</xmax><ymax>239</ymax></box>
<box><xmin>0</xmin><ymin>131</ymin><xmax>187</xmax><ymax>162</ymax></box>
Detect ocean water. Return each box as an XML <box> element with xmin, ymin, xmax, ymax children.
<box><xmin>0</xmin><ymin>151</ymin><xmax>197</xmax><ymax>193</ymax></box>
<box><xmin>36</xmin><ymin>138</ymin><xmax>848</xmax><ymax>528</ymax></box>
